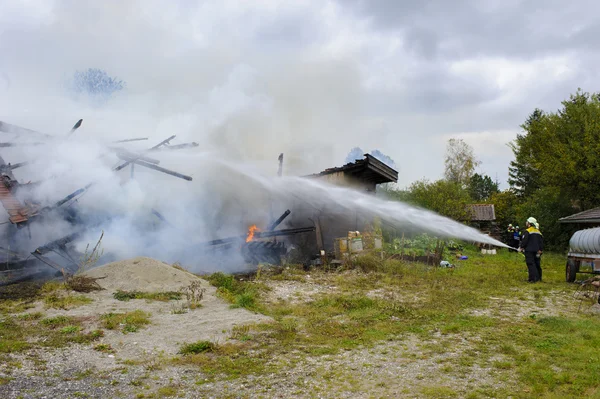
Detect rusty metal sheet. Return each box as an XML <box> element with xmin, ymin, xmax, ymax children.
<box><xmin>0</xmin><ymin>178</ymin><xmax>32</xmax><ymax>223</ymax></box>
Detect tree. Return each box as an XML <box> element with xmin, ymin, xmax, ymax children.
<box><xmin>402</xmin><ymin>178</ymin><xmax>472</xmax><ymax>221</ymax></box>
<box><xmin>468</xmin><ymin>173</ymin><xmax>499</xmax><ymax>202</ymax></box>
<box><xmin>345</xmin><ymin>147</ymin><xmax>364</xmax><ymax>164</ymax></box>
<box><xmin>508</xmin><ymin>109</ymin><xmax>544</xmax><ymax>197</ymax></box>
<box><xmin>488</xmin><ymin>189</ymin><xmax>519</xmax><ymax>231</ymax></box>
<box><xmin>444</xmin><ymin>138</ymin><xmax>480</xmax><ymax>187</ymax></box>
<box><xmin>514</xmin><ymin>187</ymin><xmax>576</xmax><ymax>251</ymax></box>
<box><xmin>509</xmin><ymin>90</ymin><xmax>600</xmax><ymax>211</ymax></box>
<box><xmin>377</xmin><ymin>185</ymin><xmax>411</xmax><ymax>202</ymax></box>
<box><xmin>534</xmin><ymin>91</ymin><xmax>600</xmax><ymax>210</ymax></box>
<box><xmin>71</xmin><ymin>68</ymin><xmax>126</xmax><ymax>103</ymax></box>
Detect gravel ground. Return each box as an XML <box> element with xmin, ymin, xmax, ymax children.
<box><xmin>0</xmin><ymin>263</ymin><xmax>589</xmax><ymax>399</ymax></box>
<box><xmin>1</xmin><ymin>334</ymin><xmax>516</xmax><ymax>399</ymax></box>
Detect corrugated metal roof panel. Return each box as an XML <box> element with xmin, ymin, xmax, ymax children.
<box><xmin>0</xmin><ymin>179</ymin><xmax>31</xmax><ymax>223</ymax></box>
<box><xmin>559</xmin><ymin>207</ymin><xmax>600</xmax><ymax>223</ymax></box>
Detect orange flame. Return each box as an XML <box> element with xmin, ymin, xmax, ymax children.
<box><xmin>246</xmin><ymin>224</ymin><xmax>260</xmax><ymax>242</ymax></box>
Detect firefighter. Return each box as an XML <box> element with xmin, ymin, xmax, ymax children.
<box><xmin>513</xmin><ymin>226</ymin><xmax>521</xmax><ymax>248</ymax></box>
<box><xmin>506</xmin><ymin>224</ymin><xmax>515</xmax><ymax>250</ymax></box>
<box><xmin>518</xmin><ymin>217</ymin><xmax>544</xmax><ymax>282</ymax></box>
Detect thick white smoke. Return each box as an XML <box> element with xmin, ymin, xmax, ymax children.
<box><xmin>0</xmin><ymin>1</ymin><xmax>505</xmax><ymax>274</ymax></box>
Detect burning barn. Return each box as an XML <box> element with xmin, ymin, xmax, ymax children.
<box><xmin>0</xmin><ymin>119</ymin><xmax>198</xmax><ymax>284</ymax></box>
<box><xmin>202</xmin><ymin>154</ymin><xmax>398</xmax><ymax>268</ymax></box>
<box><xmin>305</xmin><ymin>154</ymin><xmax>398</xmax><ymax>194</ymax></box>
<box><xmin>0</xmin><ymin>115</ymin><xmax>400</xmax><ymax>283</ymax></box>
<box><xmin>283</xmin><ymin>154</ymin><xmax>398</xmax><ymax>260</ymax></box>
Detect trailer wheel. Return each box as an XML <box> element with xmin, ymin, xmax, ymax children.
<box><xmin>566</xmin><ymin>259</ymin><xmax>578</xmax><ymax>283</ymax></box>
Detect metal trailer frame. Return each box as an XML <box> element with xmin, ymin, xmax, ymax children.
<box><xmin>566</xmin><ymin>252</ymin><xmax>600</xmax><ymax>282</ymax></box>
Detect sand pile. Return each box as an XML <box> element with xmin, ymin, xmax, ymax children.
<box><xmin>83</xmin><ymin>257</ymin><xmax>206</xmax><ymax>292</ymax></box>
<box><xmin>39</xmin><ymin>256</ymin><xmax>272</xmax><ymax>359</ymax></box>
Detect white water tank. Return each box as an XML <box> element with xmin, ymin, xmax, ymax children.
<box><xmin>569</xmin><ymin>227</ymin><xmax>600</xmax><ymax>254</ymax></box>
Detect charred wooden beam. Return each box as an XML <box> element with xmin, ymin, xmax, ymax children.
<box><xmin>0</xmin><ymin>142</ymin><xmax>45</xmax><ymax>147</ymax></box>
<box><xmin>242</xmin><ymin>241</ymin><xmax>287</xmax><ymax>265</ymax></box>
<box><xmin>33</xmin><ymin>231</ymin><xmax>82</xmax><ymax>256</ymax></box>
<box><xmin>8</xmin><ymin>162</ymin><xmax>28</xmax><ymax>170</ymax></box>
<box><xmin>160</xmin><ymin>142</ymin><xmax>199</xmax><ymax>150</ymax></box>
<box><xmin>151</xmin><ymin>208</ymin><xmax>173</xmax><ymax>227</ymax></box>
<box><xmin>114</xmin><ymin>135</ymin><xmax>175</xmax><ymax>170</ymax></box>
<box><xmin>31</xmin><ymin>252</ymin><xmax>71</xmax><ymax>272</ymax></box>
<box><xmin>0</xmin><ymin>121</ymin><xmax>52</xmax><ymax>138</ymax></box>
<box><xmin>149</xmin><ymin>135</ymin><xmax>177</xmax><ymax>150</ymax></box>
<box><xmin>112</xmin><ymin>148</ymin><xmax>161</xmax><ymax>165</ymax></box>
<box><xmin>278</xmin><ymin>153</ymin><xmax>283</xmax><ymax>177</ymax></box>
<box><xmin>38</xmin><ymin>183</ymin><xmax>94</xmax><ymax>215</ymax></box>
<box><xmin>205</xmin><ymin>226</ymin><xmax>315</xmax><ymax>246</ymax></box>
<box><xmin>51</xmin><ymin>184</ymin><xmax>93</xmax><ymax>209</ymax></box>
<box><xmin>129</xmin><ymin>159</ymin><xmax>193</xmax><ymax>181</ymax></box>
<box><xmin>67</xmin><ymin>119</ymin><xmax>83</xmax><ymax>136</ymax></box>
<box><xmin>114</xmin><ymin>138</ymin><xmax>149</xmax><ymax>143</ymax></box>
<box><xmin>268</xmin><ymin>209</ymin><xmax>291</xmax><ymax>231</ymax></box>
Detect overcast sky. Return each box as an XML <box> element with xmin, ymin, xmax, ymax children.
<box><xmin>0</xmin><ymin>0</ymin><xmax>597</xmax><ymax>188</ymax></box>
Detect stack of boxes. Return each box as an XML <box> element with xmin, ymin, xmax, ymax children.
<box><xmin>334</xmin><ymin>231</ymin><xmax>383</xmax><ymax>259</ymax></box>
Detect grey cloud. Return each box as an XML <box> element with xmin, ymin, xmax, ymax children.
<box><xmin>344</xmin><ymin>0</ymin><xmax>600</xmax><ymax>60</ymax></box>
<box><xmin>2</xmin><ymin>0</ymin><xmax>600</xmax><ymax>193</ymax></box>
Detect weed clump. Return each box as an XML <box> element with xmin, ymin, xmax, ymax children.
<box><xmin>100</xmin><ymin>310</ymin><xmax>151</xmax><ymax>333</ymax></box>
<box><xmin>94</xmin><ymin>343</ymin><xmax>115</xmax><ymax>353</ymax></box>
<box><xmin>179</xmin><ymin>340</ymin><xmax>216</xmax><ymax>355</ymax></box>
<box><xmin>0</xmin><ymin>317</ymin><xmax>30</xmax><ymax>353</ymax></box>
<box><xmin>60</xmin><ymin>325</ymin><xmax>81</xmax><ymax>334</ymax></box>
<box><xmin>113</xmin><ymin>290</ymin><xmax>182</xmax><ymax>302</ymax></box>
<box><xmin>55</xmin><ymin>230</ymin><xmax>105</xmax><ymax>293</ymax></box>
<box><xmin>349</xmin><ymin>254</ymin><xmax>382</xmax><ymax>273</ymax></box>
<box><xmin>157</xmin><ymin>384</ymin><xmax>180</xmax><ymax>397</ymax></box>
<box><xmin>43</xmin><ymin>293</ymin><xmax>92</xmax><ymax>310</ymax></box>
<box><xmin>65</xmin><ymin>275</ymin><xmax>105</xmax><ymax>293</ymax></box>
<box><xmin>207</xmin><ymin>272</ymin><xmax>260</xmax><ymax>311</ymax></box>
<box><xmin>16</xmin><ymin>312</ymin><xmax>44</xmax><ymax>321</ymax></box>
<box><xmin>40</xmin><ymin>316</ymin><xmax>73</xmax><ymax>328</ymax></box>
<box><xmin>181</xmin><ymin>281</ymin><xmax>205</xmax><ymax>309</ymax></box>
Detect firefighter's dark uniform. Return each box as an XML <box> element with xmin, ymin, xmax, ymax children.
<box><xmin>519</xmin><ymin>227</ymin><xmax>544</xmax><ymax>282</ymax></box>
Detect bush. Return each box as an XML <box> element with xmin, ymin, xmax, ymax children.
<box><xmin>350</xmin><ymin>254</ymin><xmax>381</xmax><ymax>272</ymax></box>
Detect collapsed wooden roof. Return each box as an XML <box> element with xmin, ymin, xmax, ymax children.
<box><xmin>468</xmin><ymin>204</ymin><xmax>496</xmax><ymax>221</ymax></box>
<box><xmin>306</xmin><ymin>154</ymin><xmax>398</xmax><ymax>185</ymax></box>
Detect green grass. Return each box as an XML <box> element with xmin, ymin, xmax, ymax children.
<box><xmin>16</xmin><ymin>312</ymin><xmax>44</xmax><ymax>321</ymax></box>
<box><xmin>2</xmin><ymin>247</ymin><xmax>597</xmax><ymax>398</ymax></box>
<box><xmin>100</xmin><ymin>310</ymin><xmax>151</xmax><ymax>333</ymax></box>
<box><xmin>40</xmin><ymin>315</ymin><xmax>73</xmax><ymax>327</ymax></box>
<box><xmin>173</xmin><ymin>342</ymin><xmax>268</xmax><ymax>378</ymax></box>
<box><xmin>93</xmin><ymin>343</ymin><xmax>115</xmax><ymax>353</ymax></box>
<box><xmin>157</xmin><ymin>384</ymin><xmax>180</xmax><ymax>397</ymax></box>
<box><xmin>179</xmin><ymin>340</ymin><xmax>216</xmax><ymax>355</ymax></box>
<box><xmin>43</xmin><ymin>293</ymin><xmax>93</xmax><ymax>310</ymax></box>
<box><xmin>0</xmin><ymin>314</ymin><xmax>103</xmax><ymax>354</ymax></box>
<box><xmin>188</xmin><ymin>248</ymin><xmax>600</xmax><ymax>397</ymax></box>
<box><xmin>112</xmin><ymin>290</ymin><xmax>182</xmax><ymax>302</ymax></box>
<box><xmin>60</xmin><ymin>325</ymin><xmax>81</xmax><ymax>334</ymax></box>
<box><xmin>207</xmin><ymin>272</ymin><xmax>262</xmax><ymax>311</ymax></box>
